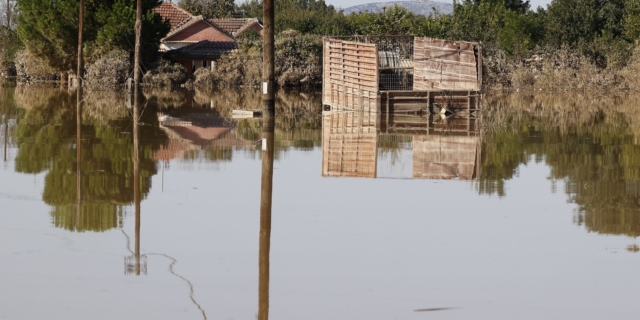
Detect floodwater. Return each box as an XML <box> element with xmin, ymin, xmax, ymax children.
<box><xmin>1</xmin><ymin>87</ymin><xmax>640</xmax><ymax>320</ymax></box>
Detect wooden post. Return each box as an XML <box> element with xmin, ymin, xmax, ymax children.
<box><xmin>133</xmin><ymin>0</ymin><xmax>142</xmax><ymax>89</ymax></box>
<box><xmin>258</xmin><ymin>109</ymin><xmax>275</xmax><ymax>320</ymax></box>
<box><xmin>77</xmin><ymin>0</ymin><xmax>83</xmax><ymax>87</ymax></box>
<box><xmin>262</xmin><ymin>0</ymin><xmax>275</xmax><ymax>112</ymax></box>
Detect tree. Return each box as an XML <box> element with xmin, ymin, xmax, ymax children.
<box><xmin>625</xmin><ymin>0</ymin><xmax>640</xmax><ymax>41</ymax></box>
<box><xmin>545</xmin><ymin>0</ymin><xmax>626</xmax><ymax>47</ymax></box>
<box><xmin>16</xmin><ymin>0</ymin><xmax>169</xmax><ymax>74</ymax></box>
<box><xmin>497</xmin><ymin>8</ymin><xmax>545</xmax><ymax>58</ymax></box>
<box><xmin>17</xmin><ymin>0</ymin><xmax>98</xmax><ymax>72</ymax></box>
<box><xmin>93</xmin><ymin>0</ymin><xmax>170</xmax><ymax>58</ymax></box>
<box><xmin>179</xmin><ymin>0</ymin><xmax>235</xmax><ymax>18</ymax></box>
<box><xmin>446</xmin><ymin>0</ymin><xmax>507</xmax><ymax>43</ymax></box>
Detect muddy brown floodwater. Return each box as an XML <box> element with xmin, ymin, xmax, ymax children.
<box><xmin>1</xmin><ymin>87</ymin><xmax>640</xmax><ymax>319</ymax></box>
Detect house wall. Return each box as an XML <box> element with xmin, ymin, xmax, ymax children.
<box><xmin>177</xmin><ymin>59</ymin><xmax>214</xmax><ymax>75</ymax></box>
<box><xmin>166</xmin><ymin>20</ymin><xmax>234</xmax><ymax>42</ymax></box>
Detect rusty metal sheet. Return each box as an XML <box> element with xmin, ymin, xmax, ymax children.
<box><xmin>413</xmin><ymin>37</ymin><xmax>481</xmax><ymax>91</ymax></box>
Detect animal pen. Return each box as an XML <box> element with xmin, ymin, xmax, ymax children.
<box><xmin>322</xmin><ymin>36</ymin><xmax>482</xmax><ymax>113</ymax></box>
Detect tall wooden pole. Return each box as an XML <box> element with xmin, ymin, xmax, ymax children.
<box><xmin>133</xmin><ymin>0</ymin><xmax>142</xmax><ymax>88</ymax></box>
<box><xmin>262</xmin><ymin>0</ymin><xmax>275</xmax><ymax>112</ymax></box>
<box><xmin>77</xmin><ymin>0</ymin><xmax>83</xmax><ymax>87</ymax></box>
<box><xmin>258</xmin><ymin>111</ymin><xmax>275</xmax><ymax>320</ymax></box>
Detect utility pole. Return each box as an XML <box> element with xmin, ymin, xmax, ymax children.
<box><xmin>262</xmin><ymin>0</ymin><xmax>275</xmax><ymax>114</ymax></box>
<box><xmin>6</xmin><ymin>0</ymin><xmax>11</xmax><ymax>28</ymax></box>
<box><xmin>258</xmin><ymin>110</ymin><xmax>275</xmax><ymax>320</ymax></box>
<box><xmin>77</xmin><ymin>0</ymin><xmax>83</xmax><ymax>87</ymax></box>
<box><xmin>133</xmin><ymin>0</ymin><xmax>142</xmax><ymax>88</ymax></box>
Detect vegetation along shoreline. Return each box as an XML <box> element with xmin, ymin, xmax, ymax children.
<box><xmin>3</xmin><ymin>0</ymin><xmax>640</xmax><ymax>92</ymax></box>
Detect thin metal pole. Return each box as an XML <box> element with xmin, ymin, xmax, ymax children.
<box><xmin>262</xmin><ymin>0</ymin><xmax>275</xmax><ymax>113</ymax></box>
<box><xmin>258</xmin><ymin>110</ymin><xmax>275</xmax><ymax>320</ymax></box>
<box><xmin>133</xmin><ymin>0</ymin><xmax>142</xmax><ymax>88</ymax></box>
<box><xmin>77</xmin><ymin>0</ymin><xmax>83</xmax><ymax>86</ymax></box>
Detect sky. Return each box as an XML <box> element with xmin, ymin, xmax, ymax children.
<box><xmin>324</xmin><ymin>0</ymin><xmax>553</xmax><ymax>10</ymax></box>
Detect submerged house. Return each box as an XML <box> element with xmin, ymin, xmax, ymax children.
<box><xmin>153</xmin><ymin>2</ymin><xmax>263</xmax><ymax>74</ymax></box>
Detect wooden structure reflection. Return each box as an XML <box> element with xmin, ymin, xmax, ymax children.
<box><xmin>322</xmin><ymin>111</ymin><xmax>481</xmax><ymax>180</ymax></box>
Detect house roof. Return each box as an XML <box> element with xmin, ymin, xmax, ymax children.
<box><xmin>165</xmin><ymin>40</ymin><xmax>238</xmax><ymax>60</ymax></box>
<box><xmin>152</xmin><ymin>2</ymin><xmax>193</xmax><ymax>31</ymax></box>
<box><xmin>162</xmin><ymin>15</ymin><xmax>234</xmax><ymax>42</ymax></box>
<box><xmin>211</xmin><ymin>18</ymin><xmax>263</xmax><ymax>37</ymax></box>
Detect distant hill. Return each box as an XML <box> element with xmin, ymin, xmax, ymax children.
<box><xmin>342</xmin><ymin>1</ymin><xmax>454</xmax><ymax>16</ymax></box>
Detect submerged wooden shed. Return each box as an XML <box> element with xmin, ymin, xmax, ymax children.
<box><xmin>322</xmin><ymin>36</ymin><xmax>482</xmax><ymax>113</ymax></box>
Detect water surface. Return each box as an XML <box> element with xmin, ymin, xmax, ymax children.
<box><xmin>1</xmin><ymin>88</ymin><xmax>640</xmax><ymax>319</ymax></box>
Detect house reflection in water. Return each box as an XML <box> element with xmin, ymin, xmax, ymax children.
<box><xmin>154</xmin><ymin>112</ymin><xmax>257</xmax><ymax>162</ymax></box>
<box><xmin>322</xmin><ymin>111</ymin><xmax>481</xmax><ymax>180</ymax></box>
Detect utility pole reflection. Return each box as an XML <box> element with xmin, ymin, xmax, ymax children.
<box><xmin>125</xmin><ymin>89</ymin><xmax>146</xmax><ymax>276</ymax></box>
<box><xmin>258</xmin><ymin>109</ymin><xmax>275</xmax><ymax>320</ymax></box>
<box><xmin>76</xmin><ymin>87</ymin><xmax>82</xmax><ymax>228</ymax></box>
<box><xmin>3</xmin><ymin>111</ymin><xmax>8</xmax><ymax>162</ymax></box>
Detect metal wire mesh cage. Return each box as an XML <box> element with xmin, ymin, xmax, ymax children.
<box><xmin>333</xmin><ymin>36</ymin><xmax>415</xmax><ymax>91</ymax></box>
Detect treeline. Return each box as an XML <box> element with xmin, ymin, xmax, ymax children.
<box><xmin>3</xmin><ymin>0</ymin><xmax>640</xmax><ymax>90</ymax></box>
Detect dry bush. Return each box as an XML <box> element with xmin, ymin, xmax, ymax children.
<box><xmin>195</xmin><ymin>30</ymin><xmax>321</xmax><ymax>89</ymax></box>
<box><xmin>83</xmin><ymin>90</ymin><xmax>130</xmax><ymax>123</ymax></box>
<box><xmin>508</xmin><ymin>46</ymin><xmax>621</xmax><ymax>92</ymax></box>
<box><xmin>143</xmin><ymin>88</ymin><xmax>190</xmax><ymax>109</ymax></box>
<box><xmin>13</xmin><ymin>50</ymin><xmax>57</xmax><ymax>83</ymax></box>
<box><xmin>0</xmin><ymin>58</ymin><xmax>16</xmax><ymax>81</ymax></box>
<box><xmin>142</xmin><ymin>60</ymin><xmax>188</xmax><ymax>87</ymax></box>
<box><xmin>84</xmin><ymin>50</ymin><xmax>130</xmax><ymax>89</ymax></box>
<box><xmin>482</xmin><ymin>44</ymin><xmax>514</xmax><ymax>90</ymax></box>
<box><xmin>619</xmin><ymin>46</ymin><xmax>640</xmax><ymax>92</ymax></box>
<box><xmin>275</xmin><ymin>30</ymin><xmax>322</xmax><ymax>88</ymax></box>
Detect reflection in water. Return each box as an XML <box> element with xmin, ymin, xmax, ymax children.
<box><xmin>124</xmin><ymin>91</ymin><xmax>147</xmax><ymax>275</ymax></box>
<box><xmin>12</xmin><ymin>88</ymin><xmax>162</xmax><ymax>232</ymax></box>
<box><xmin>481</xmin><ymin>94</ymin><xmax>640</xmax><ymax>237</ymax></box>
<box><xmin>258</xmin><ymin>110</ymin><xmax>275</xmax><ymax>320</ymax></box>
<box><xmin>322</xmin><ymin>111</ymin><xmax>481</xmax><ymax>180</ymax></box>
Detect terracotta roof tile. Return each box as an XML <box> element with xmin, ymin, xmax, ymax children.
<box><xmin>211</xmin><ymin>18</ymin><xmax>262</xmax><ymax>36</ymax></box>
<box><xmin>153</xmin><ymin>2</ymin><xmax>193</xmax><ymax>31</ymax></box>
<box><xmin>165</xmin><ymin>40</ymin><xmax>238</xmax><ymax>60</ymax></box>
<box><xmin>163</xmin><ymin>16</ymin><xmax>235</xmax><ymax>42</ymax></box>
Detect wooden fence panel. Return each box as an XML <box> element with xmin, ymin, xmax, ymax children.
<box><xmin>413</xmin><ymin>37</ymin><xmax>481</xmax><ymax>91</ymax></box>
<box><xmin>323</xmin><ymin>38</ymin><xmax>379</xmax><ymax>111</ymax></box>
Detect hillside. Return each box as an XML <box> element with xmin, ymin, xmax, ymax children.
<box><xmin>342</xmin><ymin>1</ymin><xmax>454</xmax><ymax>16</ymax></box>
